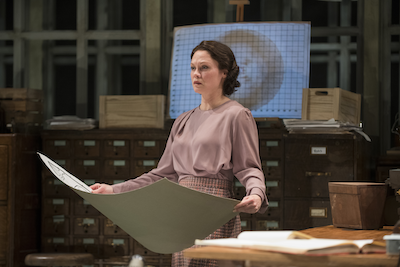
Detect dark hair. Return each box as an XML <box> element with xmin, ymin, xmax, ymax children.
<box><xmin>191</xmin><ymin>40</ymin><xmax>240</xmax><ymax>96</ymax></box>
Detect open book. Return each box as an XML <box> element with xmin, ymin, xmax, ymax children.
<box><xmin>195</xmin><ymin>231</ymin><xmax>386</xmax><ymax>255</ymax></box>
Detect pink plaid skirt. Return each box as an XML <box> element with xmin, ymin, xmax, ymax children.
<box><xmin>171</xmin><ymin>177</ymin><xmax>242</xmax><ymax>267</ymax></box>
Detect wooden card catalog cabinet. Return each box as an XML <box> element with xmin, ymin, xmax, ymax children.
<box><xmin>283</xmin><ymin>132</ymin><xmax>370</xmax><ymax>230</ymax></box>
<box><xmin>284</xmin><ymin>135</ymin><xmax>356</xmax><ymax>198</ymax></box>
<box><xmin>0</xmin><ymin>134</ymin><xmax>41</xmax><ymax>266</ymax></box>
<box><xmin>40</xmin><ymin>130</ymin><xmax>171</xmax><ymax>265</ymax></box>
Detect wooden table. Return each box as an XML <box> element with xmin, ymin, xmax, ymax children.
<box><xmin>183</xmin><ymin>225</ymin><xmax>398</xmax><ymax>267</ymax></box>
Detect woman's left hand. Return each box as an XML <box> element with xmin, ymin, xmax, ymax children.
<box><xmin>233</xmin><ymin>195</ymin><xmax>262</xmax><ymax>214</ymax></box>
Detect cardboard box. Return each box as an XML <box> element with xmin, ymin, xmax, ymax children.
<box><xmin>302</xmin><ymin>88</ymin><xmax>361</xmax><ymax>125</ymax></box>
<box><xmin>329</xmin><ymin>182</ymin><xmax>387</xmax><ymax>229</ymax></box>
<box><xmin>99</xmin><ymin>95</ymin><xmax>165</xmax><ymax>129</ymax></box>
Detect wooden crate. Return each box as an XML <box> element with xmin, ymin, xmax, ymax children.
<box><xmin>301</xmin><ymin>88</ymin><xmax>361</xmax><ymax>125</ymax></box>
<box><xmin>0</xmin><ymin>88</ymin><xmax>43</xmax><ymax>129</ymax></box>
<box><xmin>0</xmin><ymin>88</ymin><xmax>42</xmax><ymax>100</ymax></box>
<box><xmin>329</xmin><ymin>182</ymin><xmax>387</xmax><ymax>229</ymax></box>
<box><xmin>99</xmin><ymin>95</ymin><xmax>165</xmax><ymax>129</ymax></box>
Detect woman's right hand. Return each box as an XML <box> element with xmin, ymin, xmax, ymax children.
<box><xmin>90</xmin><ymin>183</ymin><xmax>114</xmax><ymax>194</ymax></box>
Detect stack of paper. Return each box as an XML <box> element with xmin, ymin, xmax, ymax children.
<box><xmin>45</xmin><ymin>115</ymin><xmax>97</xmax><ymax>130</ymax></box>
<box><xmin>283</xmin><ymin>119</ymin><xmax>371</xmax><ymax>141</ymax></box>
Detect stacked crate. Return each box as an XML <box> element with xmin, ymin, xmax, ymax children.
<box><xmin>0</xmin><ymin>88</ymin><xmax>43</xmax><ymax>133</ymax></box>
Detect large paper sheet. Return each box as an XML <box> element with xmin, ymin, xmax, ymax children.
<box><xmin>38</xmin><ymin>152</ymin><xmax>240</xmax><ymax>254</ymax></box>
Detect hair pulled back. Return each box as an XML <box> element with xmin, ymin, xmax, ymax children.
<box><xmin>191</xmin><ymin>40</ymin><xmax>240</xmax><ymax>96</ymax></box>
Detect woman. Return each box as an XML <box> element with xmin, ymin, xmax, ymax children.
<box><xmin>90</xmin><ymin>40</ymin><xmax>268</xmax><ymax>267</ymax></box>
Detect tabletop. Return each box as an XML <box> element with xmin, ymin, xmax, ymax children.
<box><xmin>183</xmin><ymin>225</ymin><xmax>398</xmax><ymax>267</ymax></box>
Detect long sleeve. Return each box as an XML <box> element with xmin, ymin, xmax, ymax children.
<box><xmin>231</xmin><ymin>109</ymin><xmax>268</xmax><ymax>213</ymax></box>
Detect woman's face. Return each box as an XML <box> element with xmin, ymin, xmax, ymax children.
<box><xmin>191</xmin><ymin>50</ymin><xmax>227</xmax><ymax>96</ymax></box>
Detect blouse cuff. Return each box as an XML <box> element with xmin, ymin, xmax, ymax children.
<box><xmin>111</xmin><ymin>183</ymin><xmax>123</xmax><ymax>194</ymax></box>
<box><xmin>249</xmin><ymin>187</ymin><xmax>269</xmax><ymax>214</ymax></box>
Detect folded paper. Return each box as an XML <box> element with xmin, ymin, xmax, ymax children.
<box><xmin>38</xmin><ymin>152</ymin><xmax>240</xmax><ymax>254</ymax></box>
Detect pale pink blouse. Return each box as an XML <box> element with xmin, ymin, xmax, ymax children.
<box><xmin>112</xmin><ymin>100</ymin><xmax>268</xmax><ymax>213</ymax></box>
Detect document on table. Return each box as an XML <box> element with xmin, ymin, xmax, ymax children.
<box><xmin>37</xmin><ymin>152</ymin><xmax>240</xmax><ymax>254</ymax></box>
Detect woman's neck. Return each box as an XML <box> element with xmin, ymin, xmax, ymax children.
<box><xmin>200</xmin><ymin>95</ymin><xmax>230</xmax><ymax>110</ymax></box>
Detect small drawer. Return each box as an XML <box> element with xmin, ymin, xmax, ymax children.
<box><xmin>266</xmin><ymin>180</ymin><xmax>282</xmax><ymax>198</ymax></box>
<box><xmin>259</xmin><ymin>139</ymin><xmax>282</xmax><ymax>158</ymax></box>
<box><xmin>74</xmin><ymin>140</ymin><xmax>100</xmax><ymax>157</ymax></box>
<box><xmin>73</xmin><ymin>217</ymin><xmax>100</xmax><ymax>235</ymax></box>
<box><xmin>43</xmin><ymin>198</ymin><xmax>70</xmax><ymax>216</ymax></box>
<box><xmin>44</xmin><ymin>139</ymin><xmax>72</xmax><ymax>157</ymax></box>
<box><xmin>133</xmin><ymin>239</ymin><xmax>158</xmax><ymax>256</ymax></box>
<box><xmin>239</xmin><ymin>215</ymin><xmax>253</xmax><ymax>231</ymax></box>
<box><xmin>104</xmin><ymin>140</ymin><xmax>130</xmax><ymax>157</ymax></box>
<box><xmin>42</xmin><ymin>237</ymin><xmax>70</xmax><ymax>253</ymax></box>
<box><xmin>43</xmin><ymin>215</ymin><xmax>69</xmax><ymax>235</ymax></box>
<box><xmin>74</xmin><ymin>159</ymin><xmax>100</xmax><ymax>177</ymax></box>
<box><xmin>43</xmin><ymin>177</ymin><xmax>71</xmax><ymax>196</ymax></box>
<box><xmin>262</xmin><ymin>160</ymin><xmax>282</xmax><ymax>178</ymax></box>
<box><xmin>263</xmin><ymin>199</ymin><xmax>281</xmax><ymax>217</ymax></box>
<box><xmin>103</xmin><ymin>159</ymin><xmax>130</xmax><ymax>177</ymax></box>
<box><xmin>134</xmin><ymin>159</ymin><xmax>159</xmax><ymax>176</ymax></box>
<box><xmin>103</xmin><ymin>237</ymin><xmax>130</xmax><ymax>258</ymax></box>
<box><xmin>73</xmin><ymin>237</ymin><xmax>100</xmax><ymax>258</ymax></box>
<box><xmin>233</xmin><ymin>180</ymin><xmax>246</xmax><ymax>200</ymax></box>
<box><xmin>283</xmin><ymin>199</ymin><xmax>332</xmax><ymax>229</ymax></box>
<box><xmin>133</xmin><ymin>140</ymin><xmax>162</xmax><ymax>158</ymax></box>
<box><xmin>74</xmin><ymin>198</ymin><xmax>100</xmax><ymax>215</ymax></box>
<box><xmin>255</xmin><ymin>219</ymin><xmax>281</xmax><ymax>230</ymax></box>
<box><xmin>104</xmin><ymin>218</ymin><xmax>127</xmax><ymax>236</ymax></box>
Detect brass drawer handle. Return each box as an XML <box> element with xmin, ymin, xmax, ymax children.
<box><xmin>305</xmin><ymin>171</ymin><xmax>331</xmax><ymax>177</ymax></box>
